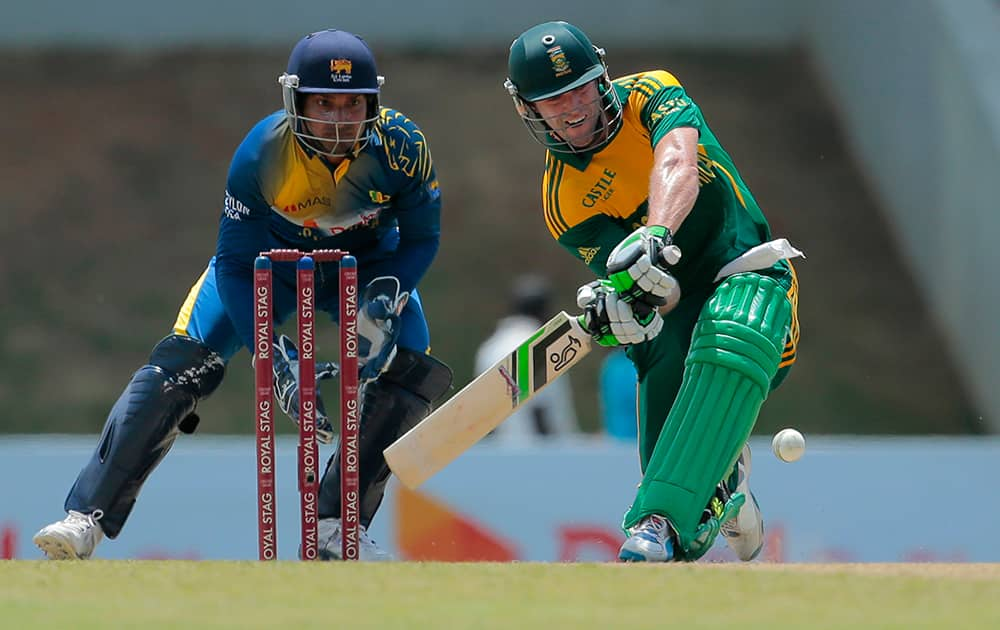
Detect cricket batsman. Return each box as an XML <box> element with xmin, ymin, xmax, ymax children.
<box><xmin>33</xmin><ymin>29</ymin><xmax>452</xmax><ymax>561</ymax></box>
<box><xmin>504</xmin><ymin>21</ymin><xmax>802</xmax><ymax>561</ymax></box>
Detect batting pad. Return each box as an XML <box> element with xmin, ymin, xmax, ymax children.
<box><xmin>623</xmin><ymin>273</ymin><xmax>791</xmax><ymax>552</ymax></box>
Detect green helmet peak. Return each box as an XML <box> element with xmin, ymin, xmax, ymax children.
<box><xmin>504</xmin><ymin>21</ymin><xmax>622</xmax><ymax>155</ymax></box>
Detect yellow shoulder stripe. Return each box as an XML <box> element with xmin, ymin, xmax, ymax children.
<box><xmin>542</xmin><ymin>153</ymin><xmax>570</xmax><ymax>238</ymax></box>
<box><xmin>618</xmin><ymin>70</ymin><xmax>682</xmax><ymax>112</ymax></box>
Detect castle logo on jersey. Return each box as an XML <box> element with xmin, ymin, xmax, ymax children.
<box><xmin>330</xmin><ymin>58</ymin><xmax>353</xmax><ymax>83</ymax></box>
<box><xmin>581</xmin><ymin>168</ymin><xmax>616</xmax><ymax>208</ymax></box>
<box><xmin>546</xmin><ymin>46</ymin><xmax>572</xmax><ymax>78</ymax></box>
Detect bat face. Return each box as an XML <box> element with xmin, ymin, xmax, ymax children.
<box><xmin>497</xmin><ymin>312</ymin><xmax>588</xmax><ymax>407</ymax></box>
<box><xmin>384</xmin><ymin>311</ymin><xmax>591</xmax><ymax>488</ymax></box>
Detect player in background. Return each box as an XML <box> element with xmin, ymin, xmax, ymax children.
<box><xmin>599</xmin><ymin>349</ymin><xmax>638</xmax><ymax>442</ymax></box>
<box><xmin>504</xmin><ymin>21</ymin><xmax>802</xmax><ymax>562</ymax></box>
<box><xmin>33</xmin><ymin>29</ymin><xmax>452</xmax><ymax>561</ymax></box>
<box><xmin>475</xmin><ymin>274</ymin><xmax>580</xmax><ymax>442</ymax></box>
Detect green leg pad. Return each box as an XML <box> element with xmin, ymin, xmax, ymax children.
<box><xmin>623</xmin><ymin>273</ymin><xmax>792</xmax><ymax>554</ymax></box>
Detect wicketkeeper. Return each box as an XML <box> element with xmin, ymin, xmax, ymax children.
<box><xmin>33</xmin><ymin>29</ymin><xmax>452</xmax><ymax>561</ymax></box>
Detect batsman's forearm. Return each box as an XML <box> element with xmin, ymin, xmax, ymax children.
<box><xmin>647</xmin><ymin>126</ymin><xmax>701</xmax><ymax>233</ymax></box>
<box><xmin>646</xmin><ymin>161</ymin><xmax>699</xmax><ymax>233</ymax></box>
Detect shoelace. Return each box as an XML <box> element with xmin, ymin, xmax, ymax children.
<box><xmin>720</xmin><ymin>513</ymin><xmax>741</xmax><ymax>536</ymax></box>
<box><xmin>65</xmin><ymin>510</ymin><xmax>103</xmax><ymax>535</ymax></box>
<box><xmin>637</xmin><ymin>514</ymin><xmax>668</xmax><ymax>538</ymax></box>
<box><xmin>357</xmin><ymin>527</ymin><xmax>393</xmax><ymax>557</ymax></box>
<box><xmin>357</xmin><ymin>527</ymin><xmax>379</xmax><ymax>548</ymax></box>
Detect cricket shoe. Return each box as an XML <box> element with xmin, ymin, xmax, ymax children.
<box><xmin>317</xmin><ymin>517</ymin><xmax>394</xmax><ymax>561</ymax></box>
<box><xmin>618</xmin><ymin>514</ymin><xmax>676</xmax><ymax>562</ymax></box>
<box><xmin>719</xmin><ymin>444</ymin><xmax>764</xmax><ymax>561</ymax></box>
<box><xmin>33</xmin><ymin>510</ymin><xmax>105</xmax><ymax>560</ymax></box>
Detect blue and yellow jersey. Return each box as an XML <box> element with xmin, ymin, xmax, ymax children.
<box><xmin>216</xmin><ymin>107</ymin><xmax>441</xmax><ymax>348</ymax></box>
<box><xmin>542</xmin><ymin>71</ymin><xmax>773</xmax><ymax>293</ymax></box>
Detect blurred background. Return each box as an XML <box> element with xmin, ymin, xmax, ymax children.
<box><xmin>2</xmin><ymin>0</ymin><xmax>999</xmax><ymax>561</ymax></box>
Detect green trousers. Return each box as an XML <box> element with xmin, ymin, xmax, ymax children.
<box><xmin>622</xmin><ymin>262</ymin><xmax>798</xmax><ymax>556</ymax></box>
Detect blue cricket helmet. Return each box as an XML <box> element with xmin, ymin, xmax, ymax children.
<box><xmin>278</xmin><ymin>30</ymin><xmax>385</xmax><ymax>158</ymax></box>
<box><xmin>285</xmin><ymin>29</ymin><xmax>382</xmax><ymax>94</ymax></box>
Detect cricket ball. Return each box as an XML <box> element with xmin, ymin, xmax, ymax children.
<box><xmin>771</xmin><ymin>428</ymin><xmax>806</xmax><ymax>463</ymax></box>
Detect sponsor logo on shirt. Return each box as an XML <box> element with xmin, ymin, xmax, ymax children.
<box><xmin>223</xmin><ymin>190</ymin><xmax>251</xmax><ymax>221</ymax></box>
<box><xmin>581</xmin><ymin>169</ymin><xmax>616</xmax><ymax>208</ymax></box>
<box><xmin>283</xmin><ymin>195</ymin><xmax>331</xmax><ymax>214</ymax></box>
<box><xmin>296</xmin><ymin>207</ymin><xmax>384</xmax><ymax>240</ymax></box>
<box><xmin>648</xmin><ymin>97</ymin><xmax>691</xmax><ymax>125</ymax></box>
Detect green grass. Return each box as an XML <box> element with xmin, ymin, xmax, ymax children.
<box><xmin>1</xmin><ymin>562</ymin><xmax>998</xmax><ymax>629</ymax></box>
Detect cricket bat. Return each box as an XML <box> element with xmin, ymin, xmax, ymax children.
<box><xmin>383</xmin><ymin>311</ymin><xmax>592</xmax><ymax>488</ymax></box>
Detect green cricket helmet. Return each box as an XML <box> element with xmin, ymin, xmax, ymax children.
<box><xmin>504</xmin><ymin>21</ymin><xmax>622</xmax><ymax>154</ymax></box>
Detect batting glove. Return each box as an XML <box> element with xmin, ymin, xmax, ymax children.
<box><xmin>576</xmin><ymin>280</ymin><xmax>664</xmax><ymax>347</ymax></box>
<box><xmin>606</xmin><ymin>225</ymin><xmax>682</xmax><ymax>311</ymax></box>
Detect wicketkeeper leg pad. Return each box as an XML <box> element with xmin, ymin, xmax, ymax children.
<box><xmin>64</xmin><ymin>335</ymin><xmax>225</xmax><ymax>537</ymax></box>
<box><xmin>318</xmin><ymin>348</ymin><xmax>452</xmax><ymax>526</ymax></box>
<box><xmin>623</xmin><ymin>273</ymin><xmax>791</xmax><ymax>558</ymax></box>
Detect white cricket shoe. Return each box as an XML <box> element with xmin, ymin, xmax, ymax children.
<box><xmin>317</xmin><ymin>516</ymin><xmax>343</xmax><ymax>559</ymax></box>
<box><xmin>618</xmin><ymin>514</ymin><xmax>676</xmax><ymax>562</ymax></box>
<box><xmin>317</xmin><ymin>517</ymin><xmax>394</xmax><ymax>561</ymax></box>
<box><xmin>33</xmin><ymin>510</ymin><xmax>105</xmax><ymax>560</ymax></box>
<box><xmin>720</xmin><ymin>444</ymin><xmax>764</xmax><ymax>561</ymax></box>
<box><xmin>358</xmin><ymin>528</ymin><xmax>394</xmax><ymax>561</ymax></box>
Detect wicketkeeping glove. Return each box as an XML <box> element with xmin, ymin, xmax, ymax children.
<box><xmin>576</xmin><ymin>279</ymin><xmax>664</xmax><ymax>347</ymax></box>
<box><xmin>606</xmin><ymin>225</ymin><xmax>682</xmax><ymax>311</ymax></box>
<box><xmin>272</xmin><ymin>334</ymin><xmax>337</xmax><ymax>444</ymax></box>
<box><xmin>358</xmin><ymin>276</ymin><xmax>409</xmax><ymax>382</ymax></box>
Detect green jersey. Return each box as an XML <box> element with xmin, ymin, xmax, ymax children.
<box><xmin>541</xmin><ymin>70</ymin><xmax>773</xmax><ymax>295</ymax></box>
